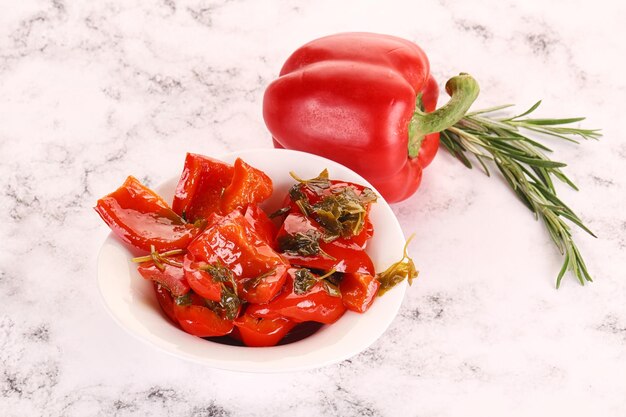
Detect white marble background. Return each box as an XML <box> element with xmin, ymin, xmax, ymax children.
<box><xmin>1</xmin><ymin>0</ymin><xmax>625</xmax><ymax>415</ymax></box>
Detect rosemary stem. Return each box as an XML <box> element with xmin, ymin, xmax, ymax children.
<box><xmin>440</xmin><ymin>101</ymin><xmax>599</xmax><ymax>287</ymax></box>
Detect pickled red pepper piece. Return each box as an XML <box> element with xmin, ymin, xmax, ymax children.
<box><xmin>276</xmin><ymin>212</ymin><xmax>375</xmax><ymax>275</ymax></box>
<box><xmin>136</xmin><ymin>254</ymin><xmax>189</xmax><ymax>297</ymax></box>
<box><xmin>173</xmin><ymin>292</ymin><xmax>234</xmax><ymax>337</ymax></box>
<box><xmin>246</xmin><ymin>269</ymin><xmax>346</xmax><ymax>324</ymax></box>
<box><xmin>221</xmin><ymin>158</ymin><xmax>273</xmax><ymax>213</ymax></box>
<box><xmin>94</xmin><ymin>176</ymin><xmax>199</xmax><ymax>253</ymax></box>
<box><xmin>172</xmin><ymin>153</ymin><xmax>234</xmax><ymax>222</ymax></box>
<box><xmin>340</xmin><ymin>272</ymin><xmax>380</xmax><ymax>313</ymax></box>
<box><xmin>172</xmin><ymin>154</ymin><xmax>273</xmax><ymax>222</ymax></box>
<box><xmin>234</xmin><ymin>314</ymin><xmax>296</xmax><ymax>347</ymax></box>
<box><xmin>186</xmin><ymin>211</ymin><xmax>288</xmax><ymax>304</ymax></box>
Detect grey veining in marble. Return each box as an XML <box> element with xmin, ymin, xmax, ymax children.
<box><xmin>1</xmin><ymin>0</ymin><xmax>625</xmax><ymax>416</ymax></box>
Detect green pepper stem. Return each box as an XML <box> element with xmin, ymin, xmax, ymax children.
<box><xmin>408</xmin><ymin>73</ymin><xmax>480</xmax><ymax>158</ymax></box>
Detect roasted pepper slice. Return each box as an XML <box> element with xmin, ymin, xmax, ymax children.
<box><xmin>339</xmin><ymin>272</ymin><xmax>380</xmax><ymax>313</ymax></box>
<box><xmin>282</xmin><ymin>177</ymin><xmax>375</xmax><ymax>250</ymax></box>
<box><xmin>276</xmin><ymin>212</ymin><xmax>375</xmax><ymax>275</ymax></box>
<box><xmin>173</xmin><ymin>154</ymin><xmax>273</xmax><ymax>221</ymax></box>
<box><xmin>136</xmin><ymin>254</ymin><xmax>189</xmax><ymax>297</ymax></box>
<box><xmin>246</xmin><ymin>268</ymin><xmax>346</xmax><ymax>324</ymax></box>
<box><xmin>186</xmin><ymin>211</ymin><xmax>288</xmax><ymax>304</ymax></box>
<box><xmin>182</xmin><ymin>253</ymin><xmax>222</xmax><ymax>302</ymax></box>
<box><xmin>94</xmin><ymin>176</ymin><xmax>199</xmax><ymax>253</ymax></box>
<box><xmin>243</xmin><ymin>204</ymin><xmax>278</xmax><ymax>248</ymax></box>
<box><xmin>173</xmin><ymin>292</ymin><xmax>234</xmax><ymax>337</ymax></box>
<box><xmin>221</xmin><ymin>158</ymin><xmax>273</xmax><ymax>213</ymax></box>
<box><xmin>233</xmin><ymin>314</ymin><xmax>296</xmax><ymax>347</ymax></box>
<box><xmin>152</xmin><ymin>282</ymin><xmax>178</xmax><ymax>324</ymax></box>
<box><xmin>172</xmin><ymin>153</ymin><xmax>234</xmax><ymax>222</ymax></box>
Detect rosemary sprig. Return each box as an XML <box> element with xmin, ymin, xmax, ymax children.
<box><xmin>439</xmin><ymin>101</ymin><xmax>600</xmax><ymax>288</ymax></box>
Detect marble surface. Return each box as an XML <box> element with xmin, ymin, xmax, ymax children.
<box><xmin>1</xmin><ymin>0</ymin><xmax>625</xmax><ymax>415</ymax></box>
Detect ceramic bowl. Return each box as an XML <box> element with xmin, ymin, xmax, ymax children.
<box><xmin>97</xmin><ymin>148</ymin><xmax>408</xmax><ymax>372</ymax></box>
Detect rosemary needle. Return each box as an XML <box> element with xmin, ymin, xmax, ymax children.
<box><xmin>439</xmin><ymin>101</ymin><xmax>601</xmax><ymax>288</ymax></box>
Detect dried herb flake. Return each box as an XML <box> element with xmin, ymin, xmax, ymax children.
<box><xmin>200</xmin><ymin>261</ymin><xmax>238</xmax><ymax>295</ymax></box>
<box><xmin>293</xmin><ymin>268</ymin><xmax>318</xmax><ymax>295</ymax></box>
<box><xmin>206</xmin><ymin>285</ymin><xmax>241</xmax><ymax>320</ymax></box>
<box><xmin>278</xmin><ymin>230</ymin><xmax>324</xmax><ymax>257</ymax></box>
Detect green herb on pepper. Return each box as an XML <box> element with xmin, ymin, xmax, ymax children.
<box><xmin>313</xmin><ymin>186</ymin><xmax>377</xmax><ymax>241</ymax></box>
<box><xmin>293</xmin><ymin>268</ymin><xmax>338</xmax><ymax>295</ymax></box>
<box><xmin>293</xmin><ymin>268</ymin><xmax>318</xmax><ymax>295</ymax></box>
<box><xmin>200</xmin><ymin>261</ymin><xmax>238</xmax><ymax>295</ymax></box>
<box><xmin>288</xmin><ymin>170</ymin><xmax>378</xmax><ymax>242</ymax></box>
<box><xmin>277</xmin><ymin>229</ymin><xmax>335</xmax><ymax>259</ymax></box>
<box><xmin>206</xmin><ymin>284</ymin><xmax>241</xmax><ymax>321</ymax></box>
<box><xmin>290</xmin><ymin>169</ymin><xmax>331</xmax><ymax>195</ymax></box>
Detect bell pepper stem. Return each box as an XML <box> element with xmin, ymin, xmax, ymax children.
<box><xmin>408</xmin><ymin>73</ymin><xmax>480</xmax><ymax>158</ymax></box>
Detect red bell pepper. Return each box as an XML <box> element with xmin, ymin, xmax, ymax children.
<box><xmin>263</xmin><ymin>32</ymin><xmax>478</xmax><ymax>202</ymax></box>
<box><xmin>94</xmin><ymin>176</ymin><xmax>199</xmax><ymax>253</ymax></box>
<box><xmin>234</xmin><ymin>314</ymin><xmax>296</xmax><ymax>347</ymax></box>
<box><xmin>339</xmin><ymin>272</ymin><xmax>380</xmax><ymax>313</ymax></box>
<box><xmin>246</xmin><ymin>269</ymin><xmax>346</xmax><ymax>324</ymax></box>
<box><xmin>136</xmin><ymin>254</ymin><xmax>190</xmax><ymax>297</ymax></box>
<box><xmin>186</xmin><ymin>211</ymin><xmax>288</xmax><ymax>304</ymax></box>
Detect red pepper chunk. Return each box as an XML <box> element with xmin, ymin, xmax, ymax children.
<box><xmin>243</xmin><ymin>204</ymin><xmax>278</xmax><ymax>248</ymax></box>
<box><xmin>172</xmin><ymin>153</ymin><xmax>234</xmax><ymax>222</ymax></box>
<box><xmin>182</xmin><ymin>254</ymin><xmax>222</xmax><ymax>302</ymax></box>
<box><xmin>208</xmin><ymin>206</ymin><xmax>277</xmax><ymax>247</ymax></box>
<box><xmin>174</xmin><ymin>303</ymin><xmax>234</xmax><ymax>337</ymax></box>
<box><xmin>282</xmin><ymin>180</ymin><xmax>375</xmax><ymax>250</ymax></box>
<box><xmin>277</xmin><ymin>213</ymin><xmax>375</xmax><ymax>275</ymax></box>
<box><xmin>187</xmin><ymin>212</ymin><xmax>288</xmax><ymax>304</ymax></box>
<box><xmin>234</xmin><ymin>314</ymin><xmax>296</xmax><ymax>347</ymax></box>
<box><xmin>339</xmin><ymin>273</ymin><xmax>380</xmax><ymax>313</ymax></box>
<box><xmin>136</xmin><ymin>255</ymin><xmax>189</xmax><ymax>297</ymax></box>
<box><xmin>242</xmin><ymin>264</ymin><xmax>289</xmax><ymax>305</ymax></box>
<box><xmin>221</xmin><ymin>158</ymin><xmax>273</xmax><ymax>213</ymax></box>
<box><xmin>94</xmin><ymin>176</ymin><xmax>198</xmax><ymax>253</ymax></box>
<box><xmin>152</xmin><ymin>283</ymin><xmax>178</xmax><ymax>324</ymax></box>
<box><xmin>246</xmin><ymin>269</ymin><xmax>346</xmax><ymax>324</ymax></box>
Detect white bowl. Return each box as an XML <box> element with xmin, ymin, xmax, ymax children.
<box><xmin>97</xmin><ymin>148</ymin><xmax>408</xmax><ymax>372</ymax></box>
